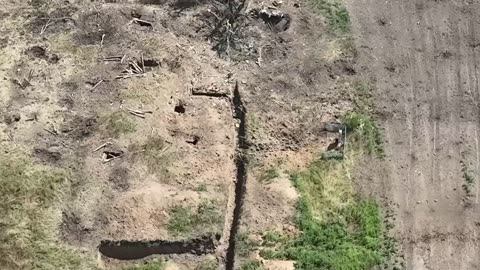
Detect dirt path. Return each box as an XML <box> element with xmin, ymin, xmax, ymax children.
<box><xmin>346</xmin><ymin>0</ymin><xmax>480</xmax><ymax>269</ymax></box>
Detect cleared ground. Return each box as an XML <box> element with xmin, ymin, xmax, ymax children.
<box><xmin>347</xmin><ymin>0</ymin><xmax>480</xmax><ymax>269</ymax></box>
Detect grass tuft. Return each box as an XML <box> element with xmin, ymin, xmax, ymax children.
<box><xmin>139</xmin><ymin>136</ymin><xmax>173</xmax><ymax>175</ymax></box>
<box><xmin>344</xmin><ymin>112</ymin><xmax>383</xmax><ymax>157</ymax></box>
<box><xmin>258</xmin><ymin>167</ymin><xmax>280</xmax><ymax>184</ymax></box>
<box><xmin>310</xmin><ymin>0</ymin><xmax>351</xmax><ymax>34</ymax></box>
<box><xmin>462</xmin><ymin>167</ymin><xmax>476</xmax><ymax>197</ymax></box>
<box><xmin>124</xmin><ymin>258</ymin><xmax>166</xmax><ymax>270</ymax></box>
<box><xmin>167</xmin><ymin>200</ymin><xmax>222</xmax><ymax>236</ymax></box>
<box><xmin>240</xmin><ymin>259</ymin><xmax>264</xmax><ymax>270</ymax></box>
<box><xmin>195</xmin><ymin>256</ymin><xmax>218</xmax><ymax>270</ymax></box>
<box><xmin>104</xmin><ymin>111</ymin><xmax>136</xmax><ymax>138</ymax></box>
<box><xmin>235</xmin><ymin>229</ymin><xmax>258</xmax><ymax>257</ymax></box>
<box><xmin>0</xmin><ymin>146</ymin><xmax>96</xmax><ymax>270</ymax></box>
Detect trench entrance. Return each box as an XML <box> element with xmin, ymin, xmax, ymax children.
<box><xmin>225</xmin><ymin>82</ymin><xmax>248</xmax><ymax>270</ymax></box>
<box><xmin>98</xmin><ymin>235</ymin><xmax>217</xmax><ymax>260</ymax></box>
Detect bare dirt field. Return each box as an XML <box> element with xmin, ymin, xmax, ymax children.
<box><xmin>347</xmin><ymin>0</ymin><xmax>480</xmax><ymax>269</ymax></box>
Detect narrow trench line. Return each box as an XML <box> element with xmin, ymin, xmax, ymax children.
<box><xmin>98</xmin><ymin>235</ymin><xmax>218</xmax><ymax>260</ymax></box>
<box><xmin>225</xmin><ymin>82</ymin><xmax>248</xmax><ymax>270</ymax></box>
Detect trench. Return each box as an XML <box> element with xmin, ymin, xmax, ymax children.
<box><xmin>98</xmin><ymin>235</ymin><xmax>217</xmax><ymax>260</ymax></box>
<box><xmin>97</xmin><ymin>82</ymin><xmax>247</xmax><ymax>266</ymax></box>
<box><xmin>191</xmin><ymin>90</ymin><xmax>229</xmax><ymax>98</ymax></box>
<box><xmin>225</xmin><ymin>82</ymin><xmax>248</xmax><ymax>270</ymax></box>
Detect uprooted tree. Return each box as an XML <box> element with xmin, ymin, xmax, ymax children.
<box><xmin>204</xmin><ymin>0</ymin><xmax>255</xmax><ymax>58</ymax></box>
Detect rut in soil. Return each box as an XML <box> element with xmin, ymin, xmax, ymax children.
<box><xmin>225</xmin><ymin>82</ymin><xmax>248</xmax><ymax>270</ymax></box>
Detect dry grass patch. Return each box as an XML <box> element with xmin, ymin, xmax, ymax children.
<box><xmin>0</xmin><ymin>145</ymin><xmax>97</xmax><ymax>270</ymax></box>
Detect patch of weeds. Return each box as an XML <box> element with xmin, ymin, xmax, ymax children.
<box><xmin>240</xmin><ymin>259</ymin><xmax>265</xmax><ymax>270</ymax></box>
<box><xmin>352</xmin><ymin>80</ymin><xmax>374</xmax><ymax>113</ymax></box>
<box><xmin>462</xmin><ymin>167</ymin><xmax>476</xmax><ymax>197</ymax></box>
<box><xmin>122</xmin><ymin>80</ymin><xmax>156</xmax><ymax>104</ymax></box>
<box><xmin>344</xmin><ymin>112</ymin><xmax>384</xmax><ymax>157</ymax></box>
<box><xmin>195</xmin><ymin>183</ymin><xmax>208</xmax><ymax>192</ymax></box>
<box><xmin>265</xmin><ymin>143</ymin><xmax>393</xmax><ymax>269</ymax></box>
<box><xmin>103</xmin><ymin>111</ymin><xmax>136</xmax><ymax>138</ymax></box>
<box><xmin>50</xmin><ymin>33</ymin><xmax>99</xmax><ymax>64</ymax></box>
<box><xmin>195</xmin><ymin>256</ymin><xmax>218</xmax><ymax>270</ymax></box>
<box><xmin>167</xmin><ymin>200</ymin><xmax>222</xmax><ymax>236</ymax></box>
<box><xmin>262</xmin><ymin>230</ymin><xmax>288</xmax><ymax>247</ymax></box>
<box><xmin>258</xmin><ymin>167</ymin><xmax>280</xmax><ymax>184</ymax></box>
<box><xmin>167</xmin><ymin>206</ymin><xmax>193</xmax><ymax>235</ymax></box>
<box><xmin>0</xmin><ymin>145</ymin><xmax>97</xmax><ymax>269</ymax></box>
<box><xmin>321</xmin><ymin>150</ymin><xmax>344</xmax><ymax>160</ymax></box>
<box><xmin>246</xmin><ymin>113</ymin><xmax>264</xmax><ymax>141</ymax></box>
<box><xmin>236</xmin><ymin>230</ymin><xmax>258</xmax><ymax>257</ymax></box>
<box><xmin>139</xmin><ymin>136</ymin><xmax>172</xmax><ymax>174</ymax></box>
<box><xmin>259</xmin><ymin>230</ymin><xmax>290</xmax><ymax>259</ymax></box>
<box><xmin>310</xmin><ymin>0</ymin><xmax>351</xmax><ymax>35</ymax></box>
<box><xmin>124</xmin><ymin>258</ymin><xmax>167</xmax><ymax>270</ymax></box>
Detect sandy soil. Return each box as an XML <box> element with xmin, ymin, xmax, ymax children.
<box><xmin>347</xmin><ymin>0</ymin><xmax>480</xmax><ymax>269</ymax></box>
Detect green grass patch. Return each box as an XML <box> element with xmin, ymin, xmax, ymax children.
<box><xmin>195</xmin><ymin>256</ymin><xmax>218</xmax><ymax>270</ymax></box>
<box><xmin>167</xmin><ymin>200</ymin><xmax>222</xmax><ymax>236</ymax></box>
<box><xmin>195</xmin><ymin>183</ymin><xmax>208</xmax><ymax>192</ymax></box>
<box><xmin>462</xmin><ymin>167</ymin><xmax>476</xmax><ymax>197</ymax></box>
<box><xmin>0</xmin><ymin>145</ymin><xmax>97</xmax><ymax>269</ymax></box>
<box><xmin>344</xmin><ymin>112</ymin><xmax>383</xmax><ymax>157</ymax></box>
<box><xmin>139</xmin><ymin>136</ymin><xmax>172</xmax><ymax>174</ymax></box>
<box><xmin>103</xmin><ymin>111</ymin><xmax>136</xmax><ymax>138</ymax></box>
<box><xmin>310</xmin><ymin>0</ymin><xmax>351</xmax><ymax>34</ymax></box>
<box><xmin>258</xmin><ymin>167</ymin><xmax>280</xmax><ymax>184</ymax></box>
<box><xmin>124</xmin><ymin>258</ymin><xmax>166</xmax><ymax>270</ymax></box>
<box><xmin>258</xmin><ymin>125</ymin><xmax>394</xmax><ymax>269</ymax></box>
<box><xmin>235</xmin><ymin>229</ymin><xmax>259</xmax><ymax>257</ymax></box>
<box><xmin>239</xmin><ymin>259</ymin><xmax>265</xmax><ymax>270</ymax></box>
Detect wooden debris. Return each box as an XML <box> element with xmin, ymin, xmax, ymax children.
<box><xmin>127</xmin><ymin>108</ymin><xmax>153</xmax><ymax>118</ymax></box>
<box><xmin>93</xmin><ymin>142</ymin><xmax>112</xmax><ymax>152</ymax></box>
<box><xmin>40</xmin><ymin>18</ymin><xmax>53</xmax><ymax>35</ymax></box>
<box><xmin>115</xmin><ymin>73</ymin><xmax>146</xmax><ymax>79</ymax></box>
<box><xmin>130</xmin><ymin>60</ymin><xmax>143</xmax><ymax>74</ymax></box>
<box><xmin>132</xmin><ymin>18</ymin><xmax>153</xmax><ymax>27</ymax></box>
<box><xmin>128</xmin><ymin>111</ymin><xmax>145</xmax><ymax>118</ymax></box>
<box><xmin>100</xmin><ymin>34</ymin><xmax>106</xmax><ymax>47</ymax></box>
<box><xmin>120</xmin><ymin>54</ymin><xmax>127</xmax><ymax>63</ymax></box>
<box><xmin>91</xmin><ymin>79</ymin><xmax>104</xmax><ymax>90</ymax></box>
<box><xmin>127</xmin><ymin>108</ymin><xmax>153</xmax><ymax>114</ymax></box>
<box><xmin>103</xmin><ymin>154</ymin><xmax>123</xmax><ymax>163</ymax></box>
<box><xmin>102</xmin><ymin>56</ymin><xmax>123</xmax><ymax>62</ymax></box>
<box><xmin>43</xmin><ymin>127</ymin><xmax>57</xmax><ymax>135</ymax></box>
<box><xmin>102</xmin><ymin>150</ymin><xmax>124</xmax><ymax>163</ymax></box>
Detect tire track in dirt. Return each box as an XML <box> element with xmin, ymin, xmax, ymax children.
<box><xmin>346</xmin><ymin>0</ymin><xmax>480</xmax><ymax>269</ymax></box>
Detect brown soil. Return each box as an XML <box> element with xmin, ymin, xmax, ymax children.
<box><xmin>1</xmin><ymin>0</ymin><xmax>362</xmax><ymax>269</ymax></box>
<box><xmin>347</xmin><ymin>0</ymin><xmax>480</xmax><ymax>269</ymax></box>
